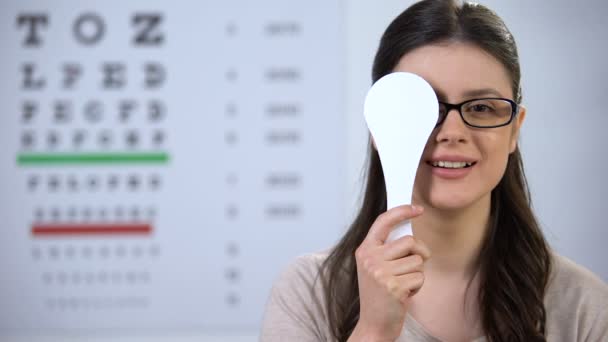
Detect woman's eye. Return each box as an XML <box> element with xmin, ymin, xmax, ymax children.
<box><xmin>468</xmin><ymin>104</ymin><xmax>494</xmax><ymax>112</ymax></box>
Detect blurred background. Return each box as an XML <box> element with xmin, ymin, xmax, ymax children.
<box><xmin>0</xmin><ymin>0</ymin><xmax>606</xmax><ymax>341</ymax></box>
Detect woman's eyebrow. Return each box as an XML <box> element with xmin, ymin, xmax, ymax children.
<box><xmin>432</xmin><ymin>87</ymin><xmax>506</xmax><ymax>101</ymax></box>
<box><xmin>461</xmin><ymin>88</ymin><xmax>505</xmax><ymax>98</ymax></box>
<box><xmin>433</xmin><ymin>87</ymin><xmax>504</xmax><ymax>101</ymax></box>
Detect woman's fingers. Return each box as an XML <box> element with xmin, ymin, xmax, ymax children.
<box><xmin>386</xmin><ymin>254</ymin><xmax>425</xmax><ymax>276</ymax></box>
<box><xmin>383</xmin><ymin>271</ymin><xmax>425</xmax><ymax>303</ymax></box>
<box><xmin>353</xmin><ymin>207</ymin><xmax>430</xmax><ymax>341</ymax></box>
<box><xmin>364</xmin><ymin>205</ymin><xmax>424</xmax><ymax>246</ymax></box>
<box><xmin>397</xmin><ymin>272</ymin><xmax>425</xmax><ymax>299</ymax></box>
<box><xmin>382</xmin><ymin>235</ymin><xmax>432</xmax><ymax>261</ymax></box>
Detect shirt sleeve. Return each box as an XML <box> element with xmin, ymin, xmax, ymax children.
<box><xmin>545</xmin><ymin>254</ymin><xmax>608</xmax><ymax>341</ymax></box>
<box><xmin>260</xmin><ymin>254</ymin><xmax>331</xmax><ymax>342</ymax></box>
<box><xmin>584</xmin><ymin>301</ymin><xmax>608</xmax><ymax>342</ymax></box>
<box><xmin>579</xmin><ymin>272</ymin><xmax>608</xmax><ymax>342</ymax></box>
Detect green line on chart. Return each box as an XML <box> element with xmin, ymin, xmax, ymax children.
<box><xmin>17</xmin><ymin>152</ymin><xmax>170</xmax><ymax>166</ymax></box>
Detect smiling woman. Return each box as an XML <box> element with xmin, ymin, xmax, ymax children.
<box><xmin>398</xmin><ymin>42</ymin><xmax>523</xmax><ymax>213</ymax></box>
<box><xmin>260</xmin><ymin>0</ymin><xmax>608</xmax><ymax>341</ymax></box>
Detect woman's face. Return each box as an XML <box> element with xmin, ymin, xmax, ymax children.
<box><xmin>393</xmin><ymin>42</ymin><xmax>526</xmax><ymax>212</ymax></box>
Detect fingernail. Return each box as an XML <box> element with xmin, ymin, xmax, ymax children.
<box><xmin>413</xmin><ymin>205</ymin><xmax>424</xmax><ymax>213</ymax></box>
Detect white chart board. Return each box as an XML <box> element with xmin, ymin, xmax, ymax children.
<box><xmin>0</xmin><ymin>0</ymin><xmax>345</xmax><ymax>335</ymax></box>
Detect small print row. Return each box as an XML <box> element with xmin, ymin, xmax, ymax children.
<box><xmin>45</xmin><ymin>296</ymin><xmax>149</xmax><ymax>310</ymax></box>
<box><xmin>31</xmin><ymin>244</ymin><xmax>160</xmax><ymax>260</ymax></box>
<box><xmin>26</xmin><ymin>173</ymin><xmax>162</xmax><ymax>192</ymax></box>
<box><xmin>42</xmin><ymin>270</ymin><xmax>150</xmax><ymax>286</ymax></box>
<box><xmin>33</xmin><ymin>206</ymin><xmax>157</xmax><ymax>222</ymax></box>
<box><xmin>20</xmin><ymin>129</ymin><xmax>166</xmax><ymax>149</ymax></box>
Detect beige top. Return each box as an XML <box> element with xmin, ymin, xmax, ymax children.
<box><xmin>260</xmin><ymin>251</ymin><xmax>608</xmax><ymax>341</ymax></box>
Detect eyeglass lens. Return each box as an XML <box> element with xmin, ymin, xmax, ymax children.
<box><xmin>438</xmin><ymin>99</ymin><xmax>513</xmax><ymax>127</ymax></box>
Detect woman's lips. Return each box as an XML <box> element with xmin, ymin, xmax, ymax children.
<box><xmin>426</xmin><ymin>161</ymin><xmax>476</xmax><ymax>179</ymax></box>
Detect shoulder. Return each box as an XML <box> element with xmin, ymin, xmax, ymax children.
<box><xmin>544</xmin><ymin>253</ymin><xmax>608</xmax><ymax>341</ymax></box>
<box><xmin>269</xmin><ymin>251</ymin><xmax>330</xmax><ymax>300</ymax></box>
<box><xmin>279</xmin><ymin>251</ymin><xmax>330</xmax><ymax>284</ymax></box>
<box><xmin>260</xmin><ymin>251</ymin><xmax>332</xmax><ymax>341</ymax></box>
<box><xmin>547</xmin><ymin>253</ymin><xmax>607</xmax><ymax>300</ymax></box>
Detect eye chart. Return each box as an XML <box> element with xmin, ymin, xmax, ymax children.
<box><xmin>0</xmin><ymin>0</ymin><xmax>345</xmax><ymax>334</ymax></box>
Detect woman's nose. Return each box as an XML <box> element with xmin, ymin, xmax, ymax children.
<box><xmin>435</xmin><ymin>108</ymin><xmax>469</xmax><ymax>143</ymax></box>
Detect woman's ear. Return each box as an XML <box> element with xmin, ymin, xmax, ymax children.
<box><xmin>510</xmin><ymin>105</ymin><xmax>526</xmax><ymax>153</ymax></box>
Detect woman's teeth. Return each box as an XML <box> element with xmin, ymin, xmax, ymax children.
<box><xmin>431</xmin><ymin>161</ymin><xmax>473</xmax><ymax>169</ymax></box>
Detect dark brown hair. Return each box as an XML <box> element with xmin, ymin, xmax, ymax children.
<box><xmin>320</xmin><ymin>0</ymin><xmax>552</xmax><ymax>341</ymax></box>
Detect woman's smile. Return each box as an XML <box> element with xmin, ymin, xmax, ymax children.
<box><xmin>425</xmin><ymin>154</ymin><xmax>478</xmax><ymax>180</ymax></box>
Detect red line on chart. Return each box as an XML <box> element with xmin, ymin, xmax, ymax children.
<box><xmin>32</xmin><ymin>223</ymin><xmax>152</xmax><ymax>236</ymax></box>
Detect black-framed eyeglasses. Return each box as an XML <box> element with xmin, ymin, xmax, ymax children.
<box><xmin>437</xmin><ymin>97</ymin><xmax>519</xmax><ymax>128</ymax></box>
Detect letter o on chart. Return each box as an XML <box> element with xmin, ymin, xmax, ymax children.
<box><xmin>73</xmin><ymin>13</ymin><xmax>105</xmax><ymax>45</ymax></box>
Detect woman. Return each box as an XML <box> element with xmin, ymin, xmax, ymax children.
<box><xmin>261</xmin><ymin>0</ymin><xmax>608</xmax><ymax>341</ymax></box>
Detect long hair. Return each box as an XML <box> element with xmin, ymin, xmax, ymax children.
<box><xmin>320</xmin><ymin>1</ymin><xmax>552</xmax><ymax>341</ymax></box>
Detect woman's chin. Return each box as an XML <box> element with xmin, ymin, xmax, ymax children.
<box><xmin>425</xmin><ymin>194</ymin><xmax>475</xmax><ymax>212</ymax></box>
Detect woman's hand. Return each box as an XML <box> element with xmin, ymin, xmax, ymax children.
<box><xmin>348</xmin><ymin>205</ymin><xmax>431</xmax><ymax>342</ymax></box>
